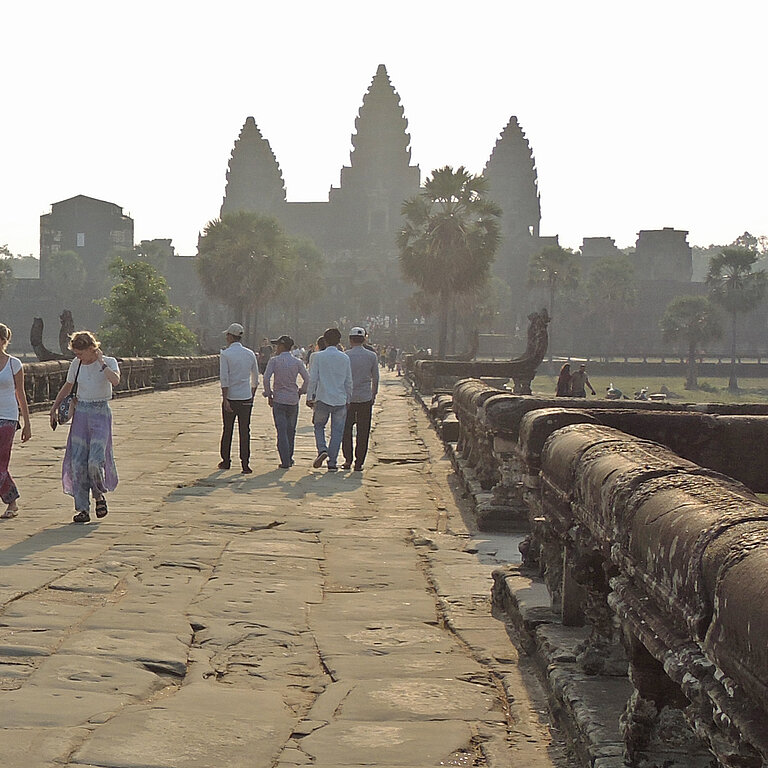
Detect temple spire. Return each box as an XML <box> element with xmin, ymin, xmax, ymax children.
<box><xmin>329</xmin><ymin>64</ymin><xmax>420</xmax><ymax>249</ymax></box>
<box><xmin>221</xmin><ymin>117</ymin><xmax>286</xmax><ymax>217</ymax></box>
<box><xmin>483</xmin><ymin>116</ymin><xmax>540</xmax><ymax>238</ymax></box>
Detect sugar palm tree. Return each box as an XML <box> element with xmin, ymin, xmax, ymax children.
<box><xmin>706</xmin><ymin>247</ymin><xmax>767</xmax><ymax>391</ymax></box>
<box><xmin>528</xmin><ymin>245</ymin><xmax>579</xmax><ymax>356</ymax></box>
<box><xmin>660</xmin><ymin>295</ymin><xmax>722</xmax><ymax>389</ymax></box>
<box><xmin>398</xmin><ymin>166</ymin><xmax>501</xmax><ymax>358</ymax></box>
<box><xmin>197</xmin><ymin>212</ymin><xmax>285</xmax><ymax>338</ymax></box>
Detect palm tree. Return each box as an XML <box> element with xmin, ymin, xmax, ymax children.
<box><xmin>660</xmin><ymin>295</ymin><xmax>722</xmax><ymax>389</ymax></box>
<box><xmin>528</xmin><ymin>245</ymin><xmax>579</xmax><ymax>356</ymax></box>
<box><xmin>397</xmin><ymin>166</ymin><xmax>501</xmax><ymax>358</ymax></box>
<box><xmin>706</xmin><ymin>247</ymin><xmax>767</xmax><ymax>391</ymax></box>
<box><xmin>197</xmin><ymin>212</ymin><xmax>285</xmax><ymax>339</ymax></box>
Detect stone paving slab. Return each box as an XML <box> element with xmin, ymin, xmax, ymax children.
<box><xmin>0</xmin><ymin>374</ymin><xmax>569</xmax><ymax>768</ymax></box>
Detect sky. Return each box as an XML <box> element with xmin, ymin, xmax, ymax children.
<box><xmin>1</xmin><ymin>1</ymin><xmax>766</xmax><ymax>258</ymax></box>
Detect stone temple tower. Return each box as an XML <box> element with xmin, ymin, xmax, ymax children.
<box><xmin>220</xmin><ymin>116</ymin><xmax>286</xmax><ymax>218</ymax></box>
<box><xmin>483</xmin><ymin>117</ymin><xmax>541</xmax><ymax>303</ymax></box>
<box><xmin>328</xmin><ymin>64</ymin><xmax>421</xmax><ymax>251</ymax></box>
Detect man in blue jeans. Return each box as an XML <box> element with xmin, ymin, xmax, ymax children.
<box><xmin>306</xmin><ymin>327</ymin><xmax>352</xmax><ymax>471</ymax></box>
<box><xmin>262</xmin><ymin>334</ymin><xmax>309</xmax><ymax>469</ymax></box>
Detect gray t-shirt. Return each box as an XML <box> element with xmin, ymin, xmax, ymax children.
<box><xmin>346</xmin><ymin>345</ymin><xmax>379</xmax><ymax>403</ymax></box>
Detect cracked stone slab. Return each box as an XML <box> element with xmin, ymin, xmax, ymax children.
<box><xmin>26</xmin><ymin>654</ymin><xmax>164</xmax><ymax>699</ymax></box>
<box><xmin>56</xmin><ymin>629</ymin><xmax>190</xmax><ymax>676</ymax></box>
<box><xmin>0</xmin><ymin>686</ymin><xmax>123</xmax><ymax>727</ymax></box>
<box><xmin>320</xmin><ymin>649</ymin><xmax>488</xmax><ymax>681</ymax></box>
<box><xmin>71</xmin><ymin>683</ymin><xmax>295</xmax><ymax>768</ymax></box>
<box><xmin>0</xmin><ymin>726</ymin><xmax>91</xmax><ymax>767</ymax></box>
<box><xmin>297</xmin><ymin>720</ymin><xmax>474</xmax><ymax>765</ymax></box>
<box><xmin>48</xmin><ymin>567</ymin><xmax>121</xmax><ymax>594</ymax></box>
<box><xmin>329</xmin><ymin>678</ymin><xmax>503</xmax><ymax>722</ymax></box>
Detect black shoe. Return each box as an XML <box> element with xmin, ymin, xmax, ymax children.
<box><xmin>278</xmin><ymin>464</ymin><xmax>290</xmax><ymax>469</ymax></box>
<box><xmin>342</xmin><ymin>463</ymin><xmax>352</xmax><ymax>470</ymax></box>
<box><xmin>312</xmin><ymin>451</ymin><xmax>328</xmax><ymax>468</ymax></box>
<box><xmin>73</xmin><ymin>511</ymin><xmax>90</xmax><ymax>523</ymax></box>
<box><xmin>241</xmin><ymin>465</ymin><xmax>252</xmax><ymax>474</ymax></box>
<box><xmin>95</xmin><ymin>497</ymin><xmax>108</xmax><ymax>518</ymax></box>
<box><xmin>354</xmin><ymin>465</ymin><xmax>363</xmax><ymax>472</ymax></box>
<box><xmin>218</xmin><ymin>460</ymin><xmax>231</xmax><ymax>469</ymax></box>
<box><xmin>327</xmin><ymin>465</ymin><xmax>338</xmax><ymax>472</ymax></box>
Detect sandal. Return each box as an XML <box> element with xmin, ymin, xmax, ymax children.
<box><xmin>72</xmin><ymin>510</ymin><xmax>91</xmax><ymax>523</ymax></box>
<box><xmin>1</xmin><ymin>508</ymin><xmax>18</xmax><ymax>519</ymax></box>
<box><xmin>95</xmin><ymin>498</ymin><xmax>108</xmax><ymax>518</ymax></box>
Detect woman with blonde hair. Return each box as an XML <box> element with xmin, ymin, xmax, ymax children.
<box><xmin>0</xmin><ymin>324</ymin><xmax>31</xmax><ymax>518</ymax></box>
<box><xmin>50</xmin><ymin>331</ymin><xmax>120</xmax><ymax>523</ymax></box>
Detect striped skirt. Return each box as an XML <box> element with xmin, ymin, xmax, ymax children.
<box><xmin>62</xmin><ymin>401</ymin><xmax>118</xmax><ymax>511</ymax></box>
<box><xmin>0</xmin><ymin>419</ymin><xmax>20</xmax><ymax>505</ymax></box>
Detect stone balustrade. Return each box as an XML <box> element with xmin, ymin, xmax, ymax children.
<box><xmin>536</xmin><ymin>423</ymin><xmax>768</xmax><ymax>767</ymax></box>
<box><xmin>22</xmin><ymin>355</ymin><xmax>220</xmax><ymax>411</ymax></box>
<box><xmin>438</xmin><ymin>377</ymin><xmax>768</xmax><ymax>765</ymax></box>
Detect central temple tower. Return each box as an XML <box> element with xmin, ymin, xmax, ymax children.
<box><xmin>328</xmin><ymin>64</ymin><xmax>421</xmax><ymax>250</ymax></box>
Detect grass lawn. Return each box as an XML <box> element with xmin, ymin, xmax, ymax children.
<box><xmin>531</xmin><ymin>374</ymin><xmax>768</xmax><ymax>404</ymax></box>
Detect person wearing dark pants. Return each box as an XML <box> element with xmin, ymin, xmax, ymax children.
<box><xmin>262</xmin><ymin>334</ymin><xmax>309</xmax><ymax>469</ymax></box>
<box><xmin>342</xmin><ymin>326</ymin><xmax>379</xmax><ymax>471</ymax></box>
<box><xmin>219</xmin><ymin>323</ymin><xmax>259</xmax><ymax>473</ymax></box>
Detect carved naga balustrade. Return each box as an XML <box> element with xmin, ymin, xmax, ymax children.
<box><xmin>410</xmin><ymin>308</ymin><xmax>550</xmax><ymax>395</ymax></box>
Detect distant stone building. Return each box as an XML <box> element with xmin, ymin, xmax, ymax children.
<box><xmin>40</xmin><ymin>195</ymin><xmax>134</xmax><ymax>285</ymax></box>
<box><xmin>634</xmin><ymin>227</ymin><xmax>692</xmax><ymax>282</ymax></box>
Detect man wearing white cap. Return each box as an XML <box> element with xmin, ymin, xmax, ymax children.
<box><xmin>342</xmin><ymin>326</ymin><xmax>379</xmax><ymax>471</ymax></box>
<box><xmin>219</xmin><ymin>323</ymin><xmax>259</xmax><ymax>473</ymax></box>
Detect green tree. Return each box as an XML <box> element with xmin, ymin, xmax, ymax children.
<box><xmin>660</xmin><ymin>295</ymin><xmax>722</xmax><ymax>390</ymax></box>
<box><xmin>197</xmin><ymin>212</ymin><xmax>285</xmax><ymax>338</ymax></box>
<box><xmin>397</xmin><ymin>166</ymin><xmax>501</xmax><ymax>357</ymax></box>
<box><xmin>98</xmin><ymin>258</ymin><xmax>197</xmax><ymax>357</ymax></box>
<box><xmin>706</xmin><ymin>246</ymin><xmax>767</xmax><ymax>391</ymax></box>
<box><xmin>585</xmin><ymin>254</ymin><xmax>638</xmax><ymax>354</ymax></box>
<box><xmin>43</xmin><ymin>249</ymin><xmax>86</xmax><ymax>308</ymax></box>
<box><xmin>528</xmin><ymin>245</ymin><xmax>579</xmax><ymax>355</ymax></box>
<box><xmin>274</xmin><ymin>236</ymin><xmax>324</xmax><ymax>333</ymax></box>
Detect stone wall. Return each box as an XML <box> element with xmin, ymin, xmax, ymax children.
<box><xmin>23</xmin><ymin>355</ymin><xmax>219</xmax><ymax>411</ymax></box>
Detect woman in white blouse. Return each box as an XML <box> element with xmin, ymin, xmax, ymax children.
<box><xmin>0</xmin><ymin>324</ymin><xmax>31</xmax><ymax>519</ymax></box>
<box><xmin>50</xmin><ymin>331</ymin><xmax>120</xmax><ymax>523</ymax></box>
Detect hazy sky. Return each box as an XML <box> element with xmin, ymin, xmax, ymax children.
<box><xmin>1</xmin><ymin>1</ymin><xmax>766</xmax><ymax>257</ymax></box>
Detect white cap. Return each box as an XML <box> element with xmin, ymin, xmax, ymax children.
<box><xmin>349</xmin><ymin>326</ymin><xmax>366</xmax><ymax>337</ymax></box>
<box><xmin>223</xmin><ymin>323</ymin><xmax>244</xmax><ymax>336</ymax></box>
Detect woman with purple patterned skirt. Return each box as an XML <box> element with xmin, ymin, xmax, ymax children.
<box><xmin>50</xmin><ymin>331</ymin><xmax>120</xmax><ymax>523</ymax></box>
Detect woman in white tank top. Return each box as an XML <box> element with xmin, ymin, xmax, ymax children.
<box><xmin>0</xmin><ymin>323</ymin><xmax>32</xmax><ymax>518</ymax></box>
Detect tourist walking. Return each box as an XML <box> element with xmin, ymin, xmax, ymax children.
<box><xmin>569</xmin><ymin>364</ymin><xmax>596</xmax><ymax>397</ymax></box>
<box><xmin>49</xmin><ymin>331</ymin><xmax>119</xmax><ymax>523</ymax></box>
<box><xmin>257</xmin><ymin>338</ymin><xmax>273</xmax><ymax>375</ymax></box>
<box><xmin>555</xmin><ymin>363</ymin><xmax>571</xmax><ymax>397</ymax></box>
<box><xmin>0</xmin><ymin>324</ymin><xmax>31</xmax><ymax>519</ymax></box>
<box><xmin>219</xmin><ymin>322</ymin><xmax>259</xmax><ymax>474</ymax></box>
<box><xmin>342</xmin><ymin>327</ymin><xmax>379</xmax><ymax>471</ymax></box>
<box><xmin>307</xmin><ymin>328</ymin><xmax>352</xmax><ymax>471</ymax></box>
<box><xmin>262</xmin><ymin>334</ymin><xmax>309</xmax><ymax>469</ymax></box>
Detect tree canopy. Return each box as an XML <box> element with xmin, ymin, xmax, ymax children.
<box><xmin>98</xmin><ymin>258</ymin><xmax>197</xmax><ymax>357</ymax></box>
<box><xmin>397</xmin><ymin>166</ymin><xmax>501</xmax><ymax>357</ymax></box>
<box><xmin>197</xmin><ymin>212</ymin><xmax>316</xmax><ymax>339</ymax></box>
<box><xmin>660</xmin><ymin>295</ymin><xmax>722</xmax><ymax>389</ymax></box>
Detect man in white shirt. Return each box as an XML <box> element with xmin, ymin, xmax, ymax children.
<box><xmin>219</xmin><ymin>323</ymin><xmax>259</xmax><ymax>473</ymax></box>
<box><xmin>306</xmin><ymin>327</ymin><xmax>352</xmax><ymax>471</ymax></box>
